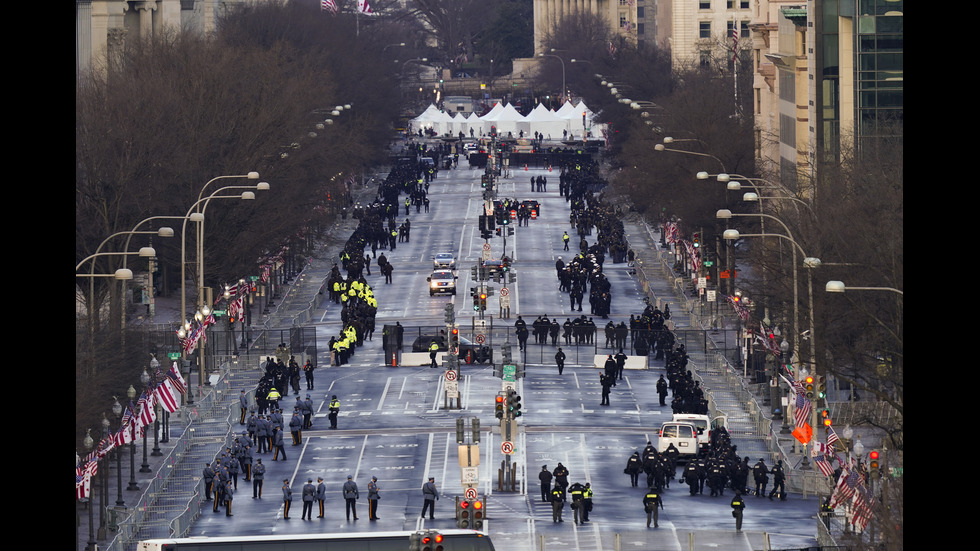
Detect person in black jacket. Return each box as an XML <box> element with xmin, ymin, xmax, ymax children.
<box><xmin>539</xmin><ymin>465</ymin><xmax>553</xmax><ymax>502</ymax></box>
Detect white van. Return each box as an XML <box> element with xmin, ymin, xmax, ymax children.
<box><xmin>657</xmin><ymin>422</ymin><xmax>699</xmax><ymax>458</ymax></box>
<box><xmin>671</xmin><ymin>414</ymin><xmax>728</xmax><ymax>455</ymax></box>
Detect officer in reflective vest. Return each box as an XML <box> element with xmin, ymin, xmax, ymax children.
<box><xmin>328</xmin><ymin>396</ymin><xmax>340</xmax><ymax>429</ymax></box>
<box><xmin>731</xmin><ymin>492</ymin><xmax>745</xmax><ymax>531</ymax></box>
<box><xmin>429</xmin><ymin>341</ymin><xmax>440</xmax><ymax>368</ymax></box>
<box><xmin>643</xmin><ymin>488</ymin><xmax>663</xmax><ymax>528</ymax></box>
<box><xmin>266</xmin><ymin>387</ymin><xmax>281</xmax><ymax>410</ymax></box>
<box><xmin>581</xmin><ymin>483</ymin><xmax>593</xmax><ymax>522</ymax></box>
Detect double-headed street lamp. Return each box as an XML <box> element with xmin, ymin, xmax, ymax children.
<box><xmin>180</xmin><ymin>176</ymin><xmax>269</xmax><ymax>401</ymax></box>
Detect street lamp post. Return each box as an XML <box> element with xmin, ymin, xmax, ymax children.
<box><xmin>112</xmin><ymin>398</ymin><xmax>125</xmax><ymax>507</ymax></box>
<box><xmin>126</xmin><ymin>384</ymin><xmax>140</xmax><ymax>491</ymax></box>
<box><xmin>538</xmin><ymin>52</ymin><xmax>566</xmax><ymax>104</ymax></box>
<box><xmin>83</xmin><ymin>429</ymin><xmax>97</xmax><ymax>551</ymax></box>
<box><xmin>826</xmin><ymin>281</ymin><xmax>904</xmax><ymax>296</ymax></box>
<box><xmin>180</xmin><ymin>180</ymin><xmax>269</xmax><ymax>400</ymax></box>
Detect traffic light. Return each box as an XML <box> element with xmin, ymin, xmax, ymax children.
<box><xmin>507</xmin><ymin>227</ymin><xmax>514</xmax><ymax>236</ymax></box>
<box><xmin>495</xmin><ymin>393</ymin><xmax>505</xmax><ymax>419</ymax></box>
<box><xmin>479</xmin><ymin>215</ymin><xmax>487</xmax><ymax>231</ymax></box>
<box><xmin>456</xmin><ymin>418</ymin><xmax>465</xmax><ymax>444</ymax></box>
<box><xmin>457</xmin><ymin>499</ymin><xmax>471</xmax><ymax>528</ymax></box>
<box><xmin>821</xmin><ymin>409</ymin><xmax>832</xmax><ymax>427</ymax></box>
<box><xmin>692</xmin><ymin>233</ymin><xmax>700</xmax><ymax>248</ymax></box>
<box><xmin>816</xmin><ymin>375</ymin><xmax>827</xmax><ymax>400</ymax></box>
<box><xmin>473</xmin><ymin>293</ymin><xmax>480</xmax><ymax>311</ymax></box>
<box><xmin>507</xmin><ymin>390</ymin><xmax>522</xmax><ymax>417</ymax></box>
<box><xmin>495</xmin><ymin>227</ymin><xmax>501</xmax><ymax>236</ymax></box>
<box><xmin>450</xmin><ymin>327</ymin><xmax>460</xmax><ymax>352</ymax></box>
<box><xmin>804</xmin><ymin>375</ymin><xmax>815</xmax><ymax>400</ymax></box>
<box><xmin>471</xmin><ymin>499</ymin><xmax>484</xmax><ymax>529</ymax></box>
<box><xmin>486</xmin><ymin>215</ymin><xmax>494</xmax><ymax>231</ymax></box>
<box><xmin>409</xmin><ymin>532</ymin><xmax>421</xmax><ymax>551</ymax></box>
<box><xmin>479</xmin><ymin>291</ymin><xmax>487</xmax><ymax>311</ymax></box>
<box><xmin>444</xmin><ymin>304</ymin><xmax>455</xmax><ymax>324</ymax></box>
<box><xmin>420</xmin><ymin>530</ymin><xmax>443</xmax><ymax>551</ymax></box>
<box><xmin>869</xmin><ymin>450</ymin><xmax>880</xmax><ymax>477</ymax></box>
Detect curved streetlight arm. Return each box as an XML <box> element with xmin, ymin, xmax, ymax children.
<box><xmin>196</xmin><ymin>173</ymin><xmax>259</xmax><ymax>211</ymax></box>
<box><xmin>826</xmin><ymin>281</ymin><xmax>904</xmax><ymax>296</ymax></box>
<box><xmin>538</xmin><ymin>53</ymin><xmax>566</xmax><ymax>101</ymax></box>
<box><xmin>655</xmin><ymin>145</ymin><xmax>726</xmax><ymax>173</ymax></box>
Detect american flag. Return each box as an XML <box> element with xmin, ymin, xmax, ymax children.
<box><xmin>794</xmin><ymin>392</ymin><xmax>812</xmax><ymax>427</ymax></box>
<box><xmin>76</xmin><ymin>465</ymin><xmax>90</xmax><ymax>500</ymax></box>
<box><xmin>357</xmin><ymin>0</ymin><xmax>373</xmax><ymax>14</ymax></box>
<box><xmin>114</xmin><ymin>404</ymin><xmax>136</xmax><ymax>446</ymax></box>
<box><xmin>814</xmin><ymin>456</ymin><xmax>835</xmax><ymax>477</ymax></box>
<box><xmin>850</xmin><ymin>484</ymin><xmax>876</xmax><ymax>530</ymax></box>
<box><xmin>731</xmin><ymin>26</ymin><xmax>739</xmax><ymax>62</ymax></box>
<box><xmin>321</xmin><ymin>0</ymin><xmax>338</xmax><ymax>14</ymax></box>
<box><xmin>827</xmin><ymin>426</ymin><xmax>840</xmax><ymax>453</ymax></box>
<box><xmin>168</xmin><ymin>362</ymin><xmax>187</xmax><ymax>395</ymax></box>
<box><xmin>829</xmin><ymin>466</ymin><xmax>860</xmax><ymax>509</ymax></box>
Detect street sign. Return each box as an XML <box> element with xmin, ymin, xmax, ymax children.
<box><xmin>502</xmin><ymin>364</ymin><xmax>516</xmax><ymax>382</ymax></box>
<box><xmin>500</xmin><ymin>441</ymin><xmax>514</xmax><ymax>455</ymax></box>
<box><xmin>706</xmin><ymin>290</ymin><xmax>717</xmax><ymax>302</ymax></box>
<box><xmin>475</xmin><ymin>334</ymin><xmax>486</xmax><ymax>344</ymax></box>
<box><xmin>483</xmin><ymin>243</ymin><xmax>491</xmax><ymax>251</ymax></box>
<box><xmin>445</xmin><ymin>370</ymin><xmax>458</xmax><ymax>381</ymax></box>
<box><xmin>499</xmin><ymin>287</ymin><xmax>509</xmax><ymax>296</ymax></box>
<box><xmin>464</xmin><ymin>487</ymin><xmax>478</xmax><ymax>500</ymax></box>
<box><xmin>482</xmin><ymin>249</ymin><xmax>492</xmax><ymax>261</ymax></box>
<box><xmin>445</xmin><ymin>380</ymin><xmax>459</xmax><ymax>395</ymax></box>
<box><xmin>500</xmin><ymin>295</ymin><xmax>510</xmax><ymax>309</ymax></box>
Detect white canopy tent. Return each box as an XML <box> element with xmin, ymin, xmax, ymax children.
<box><xmin>517</xmin><ymin>103</ymin><xmax>566</xmax><ymax>140</ymax></box>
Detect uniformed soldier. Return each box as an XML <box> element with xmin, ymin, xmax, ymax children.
<box><xmin>643</xmin><ymin>487</ymin><xmax>664</xmax><ymax>528</ymax></box>
<box><xmin>316</xmin><ymin>477</ymin><xmax>327</xmax><ymax>518</ymax></box>
<box><xmin>252</xmin><ymin>459</ymin><xmax>265</xmax><ymax>498</ymax></box>
<box><xmin>224</xmin><ymin>480</ymin><xmax>234</xmax><ymax>516</ymax></box>
<box><xmin>343</xmin><ymin>475</ymin><xmax>360</xmax><ymax>520</ymax></box>
<box><xmin>203</xmin><ymin>462</ymin><xmax>215</xmax><ymax>501</ymax></box>
<box><xmin>368</xmin><ymin>476</ymin><xmax>380</xmax><ymax>520</ymax></box>
<box><xmin>731</xmin><ymin>492</ymin><xmax>745</xmax><ymax>531</ymax></box>
<box><xmin>421</xmin><ymin>476</ymin><xmax>438</xmax><ymax>519</ymax></box>
<box><xmin>302</xmin><ymin>479</ymin><xmax>316</xmax><ymax>520</ymax></box>
<box><xmin>282</xmin><ymin>479</ymin><xmax>293</xmax><ymax>519</ymax></box>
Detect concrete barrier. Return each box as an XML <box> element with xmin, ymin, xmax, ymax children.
<box><xmin>592</xmin><ymin>355</ymin><xmax>647</xmax><ymax>370</ymax></box>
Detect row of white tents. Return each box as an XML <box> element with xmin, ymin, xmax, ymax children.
<box><xmin>410</xmin><ymin>101</ymin><xmax>603</xmax><ymax>141</ymax></box>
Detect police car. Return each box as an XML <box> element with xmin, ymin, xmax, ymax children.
<box><xmin>433</xmin><ymin>253</ymin><xmax>457</xmax><ymax>271</ymax></box>
<box><xmin>427</xmin><ymin>269</ymin><xmax>457</xmax><ymax>296</ymax></box>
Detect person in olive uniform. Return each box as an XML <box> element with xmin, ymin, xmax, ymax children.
<box><xmin>731</xmin><ymin>492</ymin><xmax>745</xmax><ymax>531</ymax></box>
<box><xmin>643</xmin><ymin>487</ymin><xmax>664</xmax><ymax>528</ymax></box>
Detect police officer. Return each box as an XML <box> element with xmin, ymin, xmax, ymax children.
<box><xmin>282</xmin><ymin>479</ymin><xmax>293</xmax><ymax>520</ymax></box>
<box><xmin>643</xmin><ymin>487</ymin><xmax>664</xmax><ymax>528</ymax></box>
<box><xmin>301</xmin><ymin>478</ymin><xmax>316</xmax><ymax>520</ymax></box>
<box><xmin>625</xmin><ymin>451</ymin><xmax>642</xmax><ymax>487</ymax></box>
<box><xmin>429</xmin><ymin>340</ymin><xmax>440</xmax><ymax>368</ymax></box>
<box><xmin>769</xmin><ymin>460</ymin><xmax>786</xmax><ymax>500</ymax></box>
<box><xmin>252</xmin><ymin>459</ymin><xmax>265</xmax><ymax>498</ymax></box>
<box><xmin>224</xmin><ymin>480</ymin><xmax>234</xmax><ymax>516</ymax></box>
<box><xmin>289</xmin><ymin>410</ymin><xmax>303</xmax><ymax>446</ymax></box>
<box><xmin>569</xmin><ymin>482</ymin><xmax>585</xmax><ymax>524</ymax></box>
<box><xmin>581</xmin><ymin>483</ymin><xmax>593</xmax><ymax>522</ymax></box>
<box><xmin>266</xmin><ymin>387</ymin><xmax>281</xmax><ymax>411</ymax></box>
<box><xmin>367</xmin><ymin>476</ymin><xmax>380</xmax><ymax>520</ymax></box>
<box><xmin>555</xmin><ymin>348</ymin><xmax>566</xmax><ymax>375</ymax></box>
<box><xmin>753</xmin><ymin>459</ymin><xmax>769</xmax><ymax>497</ymax></box>
<box><xmin>551</xmin><ymin>485</ymin><xmax>565</xmax><ymax>523</ymax></box>
<box><xmin>657</xmin><ymin>375</ymin><xmax>669</xmax><ymax>406</ymax></box>
<box><xmin>731</xmin><ymin>492</ymin><xmax>745</xmax><ymax>531</ymax></box>
<box><xmin>539</xmin><ymin>465</ymin><xmax>553</xmax><ymax>502</ymax></box>
<box><xmin>421</xmin><ymin>476</ymin><xmax>438</xmax><ymax>519</ymax></box>
<box><xmin>329</xmin><ymin>395</ymin><xmax>340</xmax><ymax>429</ymax></box>
<box><xmin>272</xmin><ymin>426</ymin><xmax>287</xmax><ymax>461</ymax></box>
